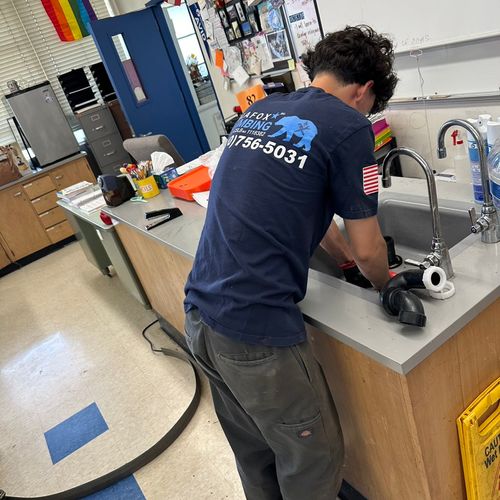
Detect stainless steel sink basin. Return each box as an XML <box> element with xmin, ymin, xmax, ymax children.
<box><xmin>377</xmin><ymin>194</ymin><xmax>471</xmax><ymax>262</ymax></box>
<box><xmin>309</xmin><ymin>194</ymin><xmax>472</xmax><ymax>282</ymax></box>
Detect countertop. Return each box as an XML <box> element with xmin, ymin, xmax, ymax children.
<box><xmin>103</xmin><ymin>178</ymin><xmax>500</xmax><ymax>375</ymax></box>
<box><xmin>57</xmin><ymin>198</ymin><xmax>114</xmax><ymax>231</ymax></box>
<box><xmin>0</xmin><ymin>153</ymin><xmax>87</xmax><ymax>192</ymax></box>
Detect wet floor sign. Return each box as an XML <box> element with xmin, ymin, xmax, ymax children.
<box><xmin>458</xmin><ymin>377</ymin><xmax>500</xmax><ymax>499</ymax></box>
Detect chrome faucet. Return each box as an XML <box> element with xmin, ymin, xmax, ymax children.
<box><xmin>382</xmin><ymin>147</ymin><xmax>454</xmax><ymax>279</ymax></box>
<box><xmin>437</xmin><ymin>119</ymin><xmax>500</xmax><ymax>244</ymax></box>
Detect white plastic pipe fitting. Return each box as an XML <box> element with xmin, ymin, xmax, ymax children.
<box><xmin>422</xmin><ymin>266</ymin><xmax>447</xmax><ymax>293</ymax></box>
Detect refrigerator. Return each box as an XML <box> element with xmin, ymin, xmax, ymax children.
<box><xmin>6</xmin><ymin>82</ymin><xmax>80</xmax><ymax>167</ymax></box>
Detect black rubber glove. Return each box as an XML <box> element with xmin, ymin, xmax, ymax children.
<box><xmin>340</xmin><ymin>261</ymin><xmax>373</xmax><ymax>288</ymax></box>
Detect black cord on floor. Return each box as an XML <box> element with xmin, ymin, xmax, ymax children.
<box><xmin>141</xmin><ymin>319</ymin><xmax>161</xmax><ymax>353</ymax></box>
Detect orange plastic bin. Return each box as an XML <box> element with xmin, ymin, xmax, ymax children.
<box><xmin>168</xmin><ymin>166</ymin><xmax>211</xmax><ymax>201</ymax></box>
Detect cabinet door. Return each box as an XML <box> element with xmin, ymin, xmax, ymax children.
<box><xmin>0</xmin><ymin>238</ymin><xmax>11</xmax><ymax>270</ymax></box>
<box><xmin>51</xmin><ymin>157</ymin><xmax>96</xmax><ymax>190</ymax></box>
<box><xmin>0</xmin><ymin>186</ymin><xmax>50</xmax><ymax>260</ymax></box>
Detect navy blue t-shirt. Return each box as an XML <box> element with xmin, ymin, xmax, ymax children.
<box><xmin>184</xmin><ymin>87</ymin><xmax>378</xmax><ymax>346</ymax></box>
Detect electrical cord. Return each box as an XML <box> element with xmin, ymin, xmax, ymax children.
<box><xmin>1</xmin><ymin>320</ymin><xmax>200</xmax><ymax>500</ymax></box>
<box><xmin>141</xmin><ymin>319</ymin><xmax>161</xmax><ymax>352</ymax></box>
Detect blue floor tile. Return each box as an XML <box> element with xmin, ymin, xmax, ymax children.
<box><xmin>82</xmin><ymin>476</ymin><xmax>145</xmax><ymax>499</ymax></box>
<box><xmin>44</xmin><ymin>402</ymin><xmax>108</xmax><ymax>464</ymax></box>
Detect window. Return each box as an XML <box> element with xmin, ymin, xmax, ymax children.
<box><xmin>163</xmin><ymin>2</ymin><xmax>209</xmax><ymax>82</ymax></box>
<box><xmin>0</xmin><ymin>0</ymin><xmax>112</xmax><ymax>145</ymax></box>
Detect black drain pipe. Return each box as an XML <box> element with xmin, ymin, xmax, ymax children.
<box><xmin>380</xmin><ymin>270</ymin><xmax>428</xmax><ymax>327</ymax></box>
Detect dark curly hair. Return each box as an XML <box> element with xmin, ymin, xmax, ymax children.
<box><xmin>301</xmin><ymin>25</ymin><xmax>398</xmax><ymax>114</ymax></box>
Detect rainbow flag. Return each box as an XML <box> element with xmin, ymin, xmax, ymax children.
<box><xmin>41</xmin><ymin>0</ymin><xmax>97</xmax><ymax>42</ymax></box>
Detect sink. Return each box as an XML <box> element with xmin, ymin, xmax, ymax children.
<box><xmin>309</xmin><ymin>194</ymin><xmax>472</xmax><ymax>282</ymax></box>
<box><xmin>377</xmin><ymin>194</ymin><xmax>471</xmax><ymax>262</ymax></box>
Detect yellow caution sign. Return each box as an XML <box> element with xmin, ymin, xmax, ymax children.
<box><xmin>457</xmin><ymin>377</ymin><xmax>500</xmax><ymax>499</ymax></box>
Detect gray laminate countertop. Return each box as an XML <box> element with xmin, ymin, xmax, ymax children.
<box><xmin>103</xmin><ymin>177</ymin><xmax>500</xmax><ymax>375</ymax></box>
<box><xmin>0</xmin><ymin>153</ymin><xmax>87</xmax><ymax>192</ymax></box>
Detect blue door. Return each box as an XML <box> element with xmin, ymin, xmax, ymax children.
<box><xmin>89</xmin><ymin>5</ymin><xmax>209</xmax><ymax>162</ymax></box>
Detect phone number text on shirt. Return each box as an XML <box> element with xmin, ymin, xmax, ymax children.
<box><xmin>226</xmin><ymin>134</ymin><xmax>309</xmax><ymax>170</ymax></box>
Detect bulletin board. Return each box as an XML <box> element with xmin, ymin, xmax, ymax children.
<box><xmin>199</xmin><ymin>0</ymin><xmax>323</xmax><ymax>83</ymax></box>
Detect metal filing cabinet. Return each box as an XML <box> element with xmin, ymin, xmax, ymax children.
<box><xmin>77</xmin><ymin>105</ymin><xmax>131</xmax><ymax>175</ymax></box>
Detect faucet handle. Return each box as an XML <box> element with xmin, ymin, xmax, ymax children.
<box><xmin>468</xmin><ymin>206</ymin><xmax>485</xmax><ymax>234</ymax></box>
<box><xmin>404</xmin><ymin>258</ymin><xmax>431</xmax><ymax>270</ymax></box>
<box><xmin>468</xmin><ymin>206</ymin><xmax>477</xmax><ymax>225</ymax></box>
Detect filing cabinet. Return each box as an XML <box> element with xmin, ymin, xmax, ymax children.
<box><xmin>76</xmin><ymin>105</ymin><xmax>130</xmax><ymax>175</ymax></box>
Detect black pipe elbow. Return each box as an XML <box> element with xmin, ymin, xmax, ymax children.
<box><xmin>380</xmin><ymin>270</ymin><xmax>427</xmax><ymax>327</ymax></box>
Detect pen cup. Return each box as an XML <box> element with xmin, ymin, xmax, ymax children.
<box><xmin>137</xmin><ymin>176</ymin><xmax>160</xmax><ymax>199</ymax></box>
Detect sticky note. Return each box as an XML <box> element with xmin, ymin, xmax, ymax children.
<box><xmin>215</xmin><ymin>49</ymin><xmax>224</xmax><ymax>70</ymax></box>
<box><xmin>288</xmin><ymin>59</ymin><xmax>296</xmax><ymax>70</ymax></box>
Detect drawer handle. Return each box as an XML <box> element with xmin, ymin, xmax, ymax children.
<box><xmin>46</xmin><ymin>227</ymin><xmax>54</xmax><ymax>232</ymax></box>
<box><xmin>14</xmin><ymin>191</ymin><xmax>22</xmax><ymax>197</ymax></box>
<box><xmin>94</xmin><ymin>125</ymin><xmax>104</xmax><ymax>131</ymax></box>
<box><xmin>55</xmin><ymin>175</ymin><xmax>63</xmax><ymax>180</ymax></box>
<box><xmin>23</xmin><ymin>183</ymin><xmax>33</xmax><ymax>188</ymax></box>
<box><xmin>104</xmin><ymin>150</ymin><xmax>116</xmax><ymax>156</ymax></box>
<box><xmin>32</xmin><ymin>197</ymin><xmax>40</xmax><ymax>203</ymax></box>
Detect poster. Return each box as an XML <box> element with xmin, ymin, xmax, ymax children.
<box><xmin>224</xmin><ymin>45</ymin><xmax>243</xmax><ymax>74</ymax></box>
<box><xmin>254</xmin><ymin>33</ymin><xmax>274</xmax><ymax>71</ymax></box>
<box><xmin>257</xmin><ymin>1</ymin><xmax>284</xmax><ymax>33</ymax></box>
<box><xmin>266</xmin><ymin>29</ymin><xmax>291</xmax><ymax>61</ymax></box>
<box><xmin>284</xmin><ymin>0</ymin><xmax>322</xmax><ymax>55</ymax></box>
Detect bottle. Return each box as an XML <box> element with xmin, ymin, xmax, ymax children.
<box><xmin>451</xmin><ymin>130</ymin><xmax>470</xmax><ymax>184</ymax></box>
<box><xmin>487</xmin><ymin>122</ymin><xmax>500</xmax><ymax>209</ymax></box>
<box><xmin>466</xmin><ymin>118</ymin><xmax>486</xmax><ymax>204</ymax></box>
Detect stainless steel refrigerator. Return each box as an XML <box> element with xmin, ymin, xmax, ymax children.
<box><xmin>6</xmin><ymin>81</ymin><xmax>80</xmax><ymax>167</ymax></box>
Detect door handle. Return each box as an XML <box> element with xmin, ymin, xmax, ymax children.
<box><xmin>55</xmin><ymin>175</ymin><xmax>63</xmax><ymax>180</ymax></box>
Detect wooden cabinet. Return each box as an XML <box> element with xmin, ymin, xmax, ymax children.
<box><xmin>0</xmin><ymin>239</ymin><xmax>11</xmax><ymax>270</ymax></box>
<box><xmin>22</xmin><ymin>175</ymin><xmax>56</xmax><ymax>199</ymax></box>
<box><xmin>0</xmin><ymin>155</ymin><xmax>96</xmax><ymax>263</ymax></box>
<box><xmin>46</xmin><ymin>220</ymin><xmax>73</xmax><ymax>244</ymax></box>
<box><xmin>31</xmin><ymin>191</ymin><xmax>59</xmax><ymax>215</ymax></box>
<box><xmin>0</xmin><ymin>185</ymin><xmax>50</xmax><ymax>260</ymax></box>
<box><xmin>38</xmin><ymin>206</ymin><xmax>65</xmax><ymax>229</ymax></box>
<box><xmin>50</xmin><ymin>158</ymin><xmax>95</xmax><ymax>191</ymax></box>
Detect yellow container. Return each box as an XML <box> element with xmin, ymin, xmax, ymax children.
<box><xmin>457</xmin><ymin>377</ymin><xmax>500</xmax><ymax>500</ymax></box>
<box><xmin>136</xmin><ymin>175</ymin><xmax>160</xmax><ymax>199</ymax></box>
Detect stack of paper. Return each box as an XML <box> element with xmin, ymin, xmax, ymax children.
<box><xmin>57</xmin><ymin>181</ymin><xmax>93</xmax><ymax>202</ymax></box>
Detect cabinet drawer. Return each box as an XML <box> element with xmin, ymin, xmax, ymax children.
<box><xmin>38</xmin><ymin>206</ymin><xmax>66</xmax><ymax>229</ymax></box>
<box><xmin>91</xmin><ymin>134</ymin><xmax>129</xmax><ymax>167</ymax></box>
<box><xmin>31</xmin><ymin>190</ymin><xmax>58</xmax><ymax>214</ymax></box>
<box><xmin>22</xmin><ymin>175</ymin><xmax>56</xmax><ymax>200</ymax></box>
<box><xmin>79</xmin><ymin>108</ymin><xmax>117</xmax><ymax>142</ymax></box>
<box><xmin>46</xmin><ymin>220</ymin><xmax>74</xmax><ymax>244</ymax></box>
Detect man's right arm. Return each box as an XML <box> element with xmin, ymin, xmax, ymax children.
<box><xmin>344</xmin><ymin>216</ymin><xmax>391</xmax><ymax>290</ymax></box>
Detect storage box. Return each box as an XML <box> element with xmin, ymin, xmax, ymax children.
<box><xmin>168</xmin><ymin>166</ymin><xmax>211</xmax><ymax>201</ymax></box>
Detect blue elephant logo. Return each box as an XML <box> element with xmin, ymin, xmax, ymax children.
<box><xmin>269</xmin><ymin>116</ymin><xmax>318</xmax><ymax>152</ymax></box>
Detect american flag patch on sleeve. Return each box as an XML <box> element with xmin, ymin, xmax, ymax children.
<box><xmin>362</xmin><ymin>164</ymin><xmax>379</xmax><ymax>195</ymax></box>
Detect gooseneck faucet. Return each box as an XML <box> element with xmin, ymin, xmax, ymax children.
<box><xmin>382</xmin><ymin>147</ymin><xmax>454</xmax><ymax>279</ymax></box>
<box><xmin>437</xmin><ymin>119</ymin><xmax>500</xmax><ymax>244</ymax></box>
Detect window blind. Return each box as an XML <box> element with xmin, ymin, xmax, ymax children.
<box><xmin>0</xmin><ymin>0</ymin><xmax>113</xmax><ymax>146</ymax></box>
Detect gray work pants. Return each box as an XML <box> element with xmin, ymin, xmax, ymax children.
<box><xmin>184</xmin><ymin>308</ymin><xmax>344</xmax><ymax>500</ymax></box>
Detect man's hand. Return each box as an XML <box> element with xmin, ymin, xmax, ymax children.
<box><xmin>344</xmin><ymin>216</ymin><xmax>391</xmax><ymax>290</ymax></box>
<box><xmin>339</xmin><ymin>260</ymin><xmax>373</xmax><ymax>288</ymax></box>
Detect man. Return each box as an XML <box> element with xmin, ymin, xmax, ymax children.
<box><xmin>184</xmin><ymin>25</ymin><xmax>398</xmax><ymax>499</ymax></box>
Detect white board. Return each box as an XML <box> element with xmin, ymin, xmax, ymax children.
<box><xmin>316</xmin><ymin>0</ymin><xmax>500</xmax><ymax>53</ymax></box>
